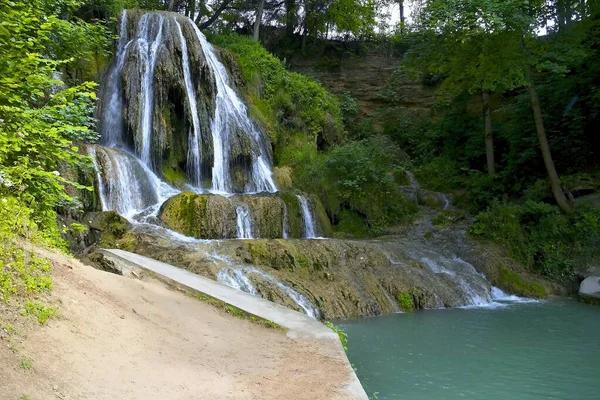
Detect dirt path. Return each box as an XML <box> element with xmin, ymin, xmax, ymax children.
<box><xmin>0</xmin><ymin>247</ymin><xmax>355</xmax><ymax>400</ymax></box>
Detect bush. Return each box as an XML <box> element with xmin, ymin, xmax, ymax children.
<box><xmin>472</xmin><ymin>201</ymin><xmax>600</xmax><ymax>282</ymax></box>
<box><xmin>211</xmin><ymin>34</ymin><xmax>343</xmax><ymax>148</ymax></box>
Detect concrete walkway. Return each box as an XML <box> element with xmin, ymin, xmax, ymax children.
<box><xmin>99</xmin><ymin>248</ymin><xmax>368</xmax><ymax>399</ymax></box>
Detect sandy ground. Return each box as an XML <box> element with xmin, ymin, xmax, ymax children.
<box><xmin>0</xmin><ymin>246</ymin><xmax>354</xmax><ymax>400</ymax></box>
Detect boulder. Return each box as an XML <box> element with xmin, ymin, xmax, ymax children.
<box><xmin>579</xmin><ymin>276</ymin><xmax>600</xmax><ymax>299</ymax></box>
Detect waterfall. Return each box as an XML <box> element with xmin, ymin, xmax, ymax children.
<box><xmin>235</xmin><ymin>203</ymin><xmax>254</xmax><ymax>239</ymax></box>
<box><xmin>217</xmin><ymin>267</ymin><xmax>320</xmax><ymax>319</ymax></box>
<box><xmin>282</xmin><ymin>203</ymin><xmax>290</xmax><ymax>239</ymax></box>
<box><xmin>137</xmin><ymin>13</ymin><xmax>164</xmax><ymax>167</ymax></box>
<box><xmin>101</xmin><ymin>10</ymin><xmax>129</xmax><ymax>146</ymax></box>
<box><xmin>418</xmin><ymin>255</ymin><xmax>491</xmax><ymax>306</ymax></box>
<box><xmin>189</xmin><ymin>22</ymin><xmax>277</xmax><ymax>194</ymax></box>
<box><xmin>88</xmin><ymin>146</ymin><xmax>158</xmax><ymax>217</ymax></box>
<box><xmin>174</xmin><ymin>19</ymin><xmax>203</xmax><ymax>188</ymax></box>
<box><xmin>297</xmin><ymin>195</ymin><xmax>317</xmax><ymax>238</ymax></box>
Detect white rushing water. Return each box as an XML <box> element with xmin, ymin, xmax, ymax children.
<box><xmin>282</xmin><ymin>203</ymin><xmax>290</xmax><ymax>239</ymax></box>
<box><xmin>235</xmin><ymin>203</ymin><xmax>254</xmax><ymax>239</ymax></box>
<box><xmin>101</xmin><ymin>10</ymin><xmax>129</xmax><ymax>146</ymax></box>
<box><xmin>217</xmin><ymin>266</ymin><xmax>320</xmax><ymax>319</ymax></box>
<box><xmin>137</xmin><ymin>13</ymin><xmax>164</xmax><ymax>167</ymax></box>
<box><xmin>190</xmin><ymin>22</ymin><xmax>277</xmax><ymax>194</ymax></box>
<box><xmin>88</xmin><ymin>145</ymin><xmax>178</xmax><ymax>219</ymax></box>
<box><xmin>174</xmin><ymin>19</ymin><xmax>203</xmax><ymax>187</ymax></box>
<box><xmin>297</xmin><ymin>195</ymin><xmax>317</xmax><ymax>238</ymax></box>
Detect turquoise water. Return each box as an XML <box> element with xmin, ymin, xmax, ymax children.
<box><xmin>338</xmin><ymin>300</ymin><xmax>600</xmax><ymax>400</ymax></box>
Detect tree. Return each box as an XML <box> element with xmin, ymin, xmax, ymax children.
<box><xmin>253</xmin><ymin>0</ymin><xmax>265</xmax><ymax>40</ymax></box>
<box><xmin>0</xmin><ymin>0</ymin><xmax>104</xmax><ymax>224</ymax></box>
<box><xmin>409</xmin><ymin>0</ymin><xmax>587</xmax><ymax>211</ymax></box>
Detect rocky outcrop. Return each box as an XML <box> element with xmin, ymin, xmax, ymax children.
<box><xmin>158</xmin><ymin>191</ymin><xmax>331</xmax><ymax>239</ymax></box>
<box><xmin>101</xmin><ymin>211</ymin><xmax>556</xmax><ymax>320</ymax></box>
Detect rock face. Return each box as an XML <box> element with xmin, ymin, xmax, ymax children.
<box><xmin>158</xmin><ymin>191</ymin><xmax>332</xmax><ymax>239</ymax></box>
<box><xmin>101</xmin><ymin>211</ymin><xmax>556</xmax><ymax>320</ymax></box>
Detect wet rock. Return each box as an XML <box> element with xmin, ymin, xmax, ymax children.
<box><xmin>159</xmin><ymin>191</ymin><xmax>330</xmax><ymax>239</ymax></box>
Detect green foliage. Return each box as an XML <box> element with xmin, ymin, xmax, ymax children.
<box><xmin>211</xmin><ymin>34</ymin><xmax>343</xmax><ymax>145</ymax></box>
<box><xmin>472</xmin><ymin>201</ymin><xmax>600</xmax><ymax>282</ymax></box>
<box><xmin>325</xmin><ymin>321</ymin><xmax>348</xmax><ymax>351</ymax></box>
<box><xmin>0</xmin><ymin>0</ymin><xmax>102</xmax><ymax>230</ymax></box>
<box><xmin>20</xmin><ymin>357</ymin><xmax>32</xmax><ymax>370</ymax></box>
<box><xmin>22</xmin><ymin>301</ymin><xmax>57</xmax><ymax>324</ymax></box>
<box><xmin>497</xmin><ymin>269</ymin><xmax>547</xmax><ymax>298</ymax></box>
<box><xmin>396</xmin><ymin>292</ymin><xmax>414</xmax><ymax>312</ymax></box>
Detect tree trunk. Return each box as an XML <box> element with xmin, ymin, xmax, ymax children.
<box><xmin>253</xmin><ymin>0</ymin><xmax>265</xmax><ymax>41</ymax></box>
<box><xmin>528</xmin><ymin>84</ymin><xmax>572</xmax><ymax>213</ymax></box>
<box><xmin>168</xmin><ymin>0</ymin><xmax>178</xmax><ymax>11</ymax></box>
<box><xmin>285</xmin><ymin>0</ymin><xmax>296</xmax><ymax>36</ymax></box>
<box><xmin>399</xmin><ymin>0</ymin><xmax>405</xmax><ymax>33</ymax></box>
<box><xmin>190</xmin><ymin>0</ymin><xmax>196</xmax><ymax>21</ymax></box>
<box><xmin>482</xmin><ymin>91</ymin><xmax>495</xmax><ymax>176</ymax></box>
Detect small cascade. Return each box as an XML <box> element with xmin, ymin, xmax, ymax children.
<box><xmin>89</xmin><ymin>145</ymin><xmax>179</xmax><ymax>219</ymax></box>
<box><xmin>190</xmin><ymin>23</ymin><xmax>277</xmax><ymax>194</ymax></box>
<box><xmin>235</xmin><ymin>203</ymin><xmax>254</xmax><ymax>239</ymax></box>
<box><xmin>137</xmin><ymin>13</ymin><xmax>165</xmax><ymax>167</ymax></box>
<box><xmin>282</xmin><ymin>203</ymin><xmax>290</xmax><ymax>239</ymax></box>
<box><xmin>174</xmin><ymin>19</ymin><xmax>202</xmax><ymax>187</ymax></box>
<box><xmin>418</xmin><ymin>255</ymin><xmax>491</xmax><ymax>306</ymax></box>
<box><xmin>89</xmin><ymin>146</ymin><xmax>158</xmax><ymax>217</ymax></box>
<box><xmin>297</xmin><ymin>195</ymin><xmax>317</xmax><ymax>238</ymax></box>
<box><xmin>216</xmin><ymin>268</ymin><xmax>257</xmax><ymax>295</ymax></box>
<box><xmin>217</xmin><ymin>266</ymin><xmax>320</xmax><ymax>319</ymax></box>
<box><xmin>406</xmin><ymin>171</ymin><xmax>420</xmax><ymax>202</ymax></box>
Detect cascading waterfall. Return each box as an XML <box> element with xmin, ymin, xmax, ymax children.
<box><xmin>217</xmin><ymin>266</ymin><xmax>320</xmax><ymax>319</ymax></box>
<box><xmin>235</xmin><ymin>203</ymin><xmax>254</xmax><ymax>239</ymax></box>
<box><xmin>100</xmin><ymin>10</ymin><xmax>129</xmax><ymax>146</ymax></box>
<box><xmin>137</xmin><ymin>13</ymin><xmax>165</xmax><ymax>167</ymax></box>
<box><xmin>297</xmin><ymin>195</ymin><xmax>317</xmax><ymax>238</ymax></box>
<box><xmin>190</xmin><ymin>22</ymin><xmax>277</xmax><ymax>194</ymax></box>
<box><xmin>174</xmin><ymin>19</ymin><xmax>203</xmax><ymax>187</ymax></box>
<box><xmin>88</xmin><ymin>145</ymin><xmax>178</xmax><ymax>218</ymax></box>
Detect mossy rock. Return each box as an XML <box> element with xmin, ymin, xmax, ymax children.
<box><xmin>578</xmin><ymin>293</ymin><xmax>600</xmax><ymax>306</ymax></box>
<box><xmin>273</xmin><ymin>166</ymin><xmax>293</xmax><ymax>189</ymax></box>
<box><xmin>85</xmin><ymin>211</ymin><xmax>132</xmax><ymax>248</ymax></box>
<box><xmin>159</xmin><ymin>192</ymin><xmax>329</xmax><ymax>239</ymax></box>
<box><xmin>159</xmin><ymin>192</ymin><xmax>237</xmax><ymax>239</ymax></box>
<box><xmin>498</xmin><ymin>268</ymin><xmax>548</xmax><ymax>298</ymax></box>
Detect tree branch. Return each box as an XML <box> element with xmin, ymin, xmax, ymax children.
<box><xmin>198</xmin><ymin>0</ymin><xmax>236</xmax><ymax>29</ymax></box>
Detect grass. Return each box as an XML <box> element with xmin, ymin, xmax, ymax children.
<box><xmin>22</xmin><ymin>301</ymin><xmax>57</xmax><ymax>324</ymax></box>
<box><xmin>192</xmin><ymin>293</ymin><xmax>283</xmax><ymax>330</ymax></box>
<box><xmin>20</xmin><ymin>357</ymin><xmax>32</xmax><ymax>370</ymax></box>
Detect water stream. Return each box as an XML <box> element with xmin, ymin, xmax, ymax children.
<box><xmin>174</xmin><ymin>19</ymin><xmax>203</xmax><ymax>187</ymax></box>
<box><xmin>297</xmin><ymin>195</ymin><xmax>317</xmax><ymax>238</ymax></box>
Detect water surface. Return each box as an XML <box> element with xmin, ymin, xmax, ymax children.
<box><xmin>339</xmin><ymin>300</ymin><xmax>600</xmax><ymax>399</ymax></box>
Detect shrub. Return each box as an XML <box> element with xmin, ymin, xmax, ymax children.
<box><xmin>472</xmin><ymin>201</ymin><xmax>600</xmax><ymax>282</ymax></box>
